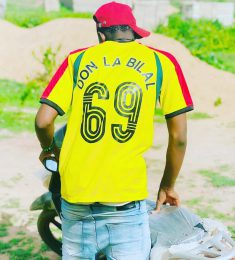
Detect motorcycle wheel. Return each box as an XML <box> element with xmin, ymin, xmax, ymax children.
<box><xmin>37</xmin><ymin>209</ymin><xmax>62</xmax><ymax>256</ymax></box>
<box><xmin>37</xmin><ymin>209</ymin><xmax>106</xmax><ymax>259</ymax></box>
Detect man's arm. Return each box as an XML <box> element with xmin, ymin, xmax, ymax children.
<box><xmin>35</xmin><ymin>104</ymin><xmax>59</xmax><ymax>162</ymax></box>
<box><xmin>155</xmin><ymin>113</ymin><xmax>187</xmax><ymax>212</ymax></box>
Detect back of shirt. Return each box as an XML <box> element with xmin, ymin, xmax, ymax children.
<box><xmin>41</xmin><ymin>41</ymin><xmax>193</xmax><ymax>203</ymax></box>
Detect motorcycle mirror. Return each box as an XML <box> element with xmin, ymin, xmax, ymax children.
<box><xmin>44</xmin><ymin>158</ymin><xmax>58</xmax><ymax>173</ymax></box>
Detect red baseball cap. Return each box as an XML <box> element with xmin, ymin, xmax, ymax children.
<box><xmin>93</xmin><ymin>1</ymin><xmax>150</xmax><ymax>39</ymax></box>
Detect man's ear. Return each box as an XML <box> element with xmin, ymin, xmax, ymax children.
<box><xmin>97</xmin><ymin>31</ymin><xmax>106</xmax><ymax>43</ymax></box>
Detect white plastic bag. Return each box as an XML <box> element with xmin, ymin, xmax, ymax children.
<box><xmin>145</xmin><ymin>201</ymin><xmax>235</xmax><ymax>260</ymax></box>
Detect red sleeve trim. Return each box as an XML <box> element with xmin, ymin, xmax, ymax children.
<box><xmin>41</xmin><ymin>57</ymin><xmax>68</xmax><ymax>99</ymax></box>
<box><xmin>70</xmin><ymin>47</ymin><xmax>90</xmax><ymax>55</ymax></box>
<box><xmin>147</xmin><ymin>46</ymin><xmax>193</xmax><ymax>107</ymax></box>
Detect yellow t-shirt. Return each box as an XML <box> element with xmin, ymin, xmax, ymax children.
<box><xmin>40</xmin><ymin>41</ymin><xmax>193</xmax><ymax>203</ymax></box>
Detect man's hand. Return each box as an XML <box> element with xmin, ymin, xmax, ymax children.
<box><xmin>39</xmin><ymin>144</ymin><xmax>60</xmax><ymax>164</ymax></box>
<box><xmin>155</xmin><ymin>187</ymin><xmax>180</xmax><ymax>213</ymax></box>
<box><xmin>151</xmin><ymin>113</ymin><xmax>186</xmax><ymax>214</ymax></box>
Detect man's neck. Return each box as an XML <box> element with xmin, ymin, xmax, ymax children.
<box><xmin>114</xmin><ymin>38</ymin><xmax>134</xmax><ymax>42</ymax></box>
<box><xmin>108</xmin><ymin>31</ymin><xmax>135</xmax><ymax>42</ymax></box>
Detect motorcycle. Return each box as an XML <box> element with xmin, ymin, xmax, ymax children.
<box><xmin>30</xmin><ymin>161</ymin><xmax>61</xmax><ymax>255</ymax></box>
<box><xmin>30</xmin><ymin>125</ymin><xmax>110</xmax><ymax>259</ymax></box>
<box><xmin>30</xmin><ymin>126</ymin><xmax>235</xmax><ymax>260</ymax></box>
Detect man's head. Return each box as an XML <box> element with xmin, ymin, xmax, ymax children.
<box><xmin>93</xmin><ymin>1</ymin><xmax>150</xmax><ymax>42</ymax></box>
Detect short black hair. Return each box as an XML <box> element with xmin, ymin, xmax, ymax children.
<box><xmin>97</xmin><ymin>25</ymin><xmax>133</xmax><ymax>34</ymax></box>
<box><xmin>96</xmin><ymin>24</ymin><xmax>137</xmax><ymax>39</ymax></box>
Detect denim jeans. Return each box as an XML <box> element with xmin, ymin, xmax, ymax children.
<box><xmin>61</xmin><ymin>199</ymin><xmax>151</xmax><ymax>260</ymax></box>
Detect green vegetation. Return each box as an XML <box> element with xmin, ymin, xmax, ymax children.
<box><xmin>228</xmin><ymin>226</ymin><xmax>235</xmax><ymax>238</ymax></box>
<box><xmin>154</xmin><ymin>109</ymin><xmax>213</xmax><ymax>123</ymax></box>
<box><xmin>39</xmin><ymin>242</ymin><xmax>50</xmax><ymax>253</ymax></box>
<box><xmin>3</xmin><ymin>198</ymin><xmax>20</xmax><ymax>209</ymax></box>
<box><xmin>155</xmin><ymin>14</ymin><xmax>235</xmax><ymax>74</ymax></box>
<box><xmin>154</xmin><ymin>107</ymin><xmax>165</xmax><ymax>123</ymax></box>
<box><xmin>0</xmin><ymin>239</ymin><xmax>49</xmax><ymax>259</ymax></box>
<box><xmin>218</xmin><ymin>164</ymin><xmax>230</xmax><ymax>171</ymax></box>
<box><xmin>214</xmin><ymin>97</ymin><xmax>222</xmax><ymax>107</ymax></box>
<box><xmin>22</xmin><ymin>45</ymin><xmax>62</xmax><ymax>106</ymax></box>
<box><xmin>0</xmin><ymin>78</ymin><xmax>38</xmax><ymax>132</ymax></box>
<box><xmin>170</xmin><ymin>0</ymin><xmax>181</xmax><ymax>8</ymax></box>
<box><xmin>5</xmin><ymin>0</ymin><xmax>92</xmax><ymax>28</ymax></box>
<box><xmin>0</xmin><ymin>224</ymin><xmax>9</xmax><ymax>237</ymax></box>
<box><xmin>10</xmin><ymin>173</ymin><xmax>24</xmax><ymax>183</ymax></box>
<box><xmin>185</xmin><ymin>197</ymin><xmax>202</xmax><ymax>207</ymax></box>
<box><xmin>0</xmin><ymin>79</ymin><xmax>37</xmax><ymax>108</ymax></box>
<box><xmin>152</xmin><ymin>144</ymin><xmax>163</xmax><ymax>150</ymax></box>
<box><xmin>0</xmin><ymin>104</ymin><xmax>66</xmax><ymax>133</ymax></box>
<box><xmin>170</xmin><ymin>0</ymin><xmax>234</xmax><ymax>7</ymax></box>
<box><xmin>0</xmin><ymin>229</ymin><xmax>51</xmax><ymax>259</ymax></box>
<box><xmin>183</xmin><ymin>197</ymin><xmax>235</xmax><ymax>225</ymax></box>
<box><xmin>0</xmin><ymin>45</ymin><xmax>68</xmax><ymax>133</ymax></box>
<box><xmin>198</xmin><ymin>169</ymin><xmax>235</xmax><ymax>187</ymax></box>
<box><xmin>188</xmin><ymin>112</ymin><xmax>212</xmax><ymax>120</ymax></box>
<box><xmin>16</xmin><ymin>231</ymin><xmax>26</xmax><ymax>236</ymax></box>
<box><xmin>195</xmin><ymin>205</ymin><xmax>234</xmax><ymax>221</ymax></box>
<box><xmin>0</xmin><ymin>108</ymin><xmax>35</xmax><ymax>133</ymax></box>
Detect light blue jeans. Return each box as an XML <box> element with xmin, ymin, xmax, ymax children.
<box><xmin>61</xmin><ymin>199</ymin><xmax>151</xmax><ymax>260</ymax></box>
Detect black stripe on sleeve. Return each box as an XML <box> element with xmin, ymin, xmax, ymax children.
<box><xmin>40</xmin><ymin>98</ymin><xmax>65</xmax><ymax>116</ymax></box>
<box><xmin>165</xmin><ymin>106</ymin><xmax>194</xmax><ymax>119</ymax></box>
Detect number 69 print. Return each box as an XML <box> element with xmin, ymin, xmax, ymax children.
<box><xmin>81</xmin><ymin>81</ymin><xmax>143</xmax><ymax>143</ymax></box>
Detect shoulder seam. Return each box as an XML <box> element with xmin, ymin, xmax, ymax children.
<box><xmin>41</xmin><ymin>56</ymin><xmax>68</xmax><ymax>99</ymax></box>
<box><xmin>147</xmin><ymin>46</ymin><xmax>193</xmax><ymax>107</ymax></box>
<box><xmin>146</xmin><ymin>46</ymin><xmax>177</xmax><ymax>65</ymax></box>
<box><xmin>69</xmin><ymin>46</ymin><xmax>90</xmax><ymax>55</ymax></box>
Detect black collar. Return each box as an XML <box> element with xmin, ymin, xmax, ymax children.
<box><xmin>114</xmin><ymin>38</ymin><xmax>135</xmax><ymax>43</ymax></box>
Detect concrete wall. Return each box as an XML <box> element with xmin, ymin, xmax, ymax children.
<box><xmin>182</xmin><ymin>1</ymin><xmax>235</xmax><ymax>26</ymax></box>
<box><xmin>60</xmin><ymin>0</ymin><xmax>172</xmax><ymax>30</ymax></box>
<box><xmin>60</xmin><ymin>0</ymin><xmax>73</xmax><ymax>9</ymax></box>
<box><xmin>0</xmin><ymin>0</ymin><xmax>6</xmax><ymax>18</ymax></box>
<box><xmin>134</xmin><ymin>0</ymin><xmax>171</xmax><ymax>30</ymax></box>
<box><xmin>72</xmin><ymin>0</ymin><xmax>133</xmax><ymax>13</ymax></box>
<box><xmin>44</xmin><ymin>0</ymin><xmax>60</xmax><ymax>12</ymax></box>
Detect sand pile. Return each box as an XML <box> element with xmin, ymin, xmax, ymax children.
<box><xmin>0</xmin><ymin>18</ymin><xmax>234</xmax><ymax>121</ymax></box>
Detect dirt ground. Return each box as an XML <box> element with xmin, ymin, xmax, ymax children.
<box><xmin>0</xmin><ymin>19</ymin><xmax>235</xmax><ymax>259</ymax></box>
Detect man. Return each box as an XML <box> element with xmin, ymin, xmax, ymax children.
<box><xmin>35</xmin><ymin>2</ymin><xmax>193</xmax><ymax>259</ymax></box>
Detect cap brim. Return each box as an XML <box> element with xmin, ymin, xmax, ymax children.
<box><xmin>131</xmin><ymin>25</ymin><xmax>150</xmax><ymax>39</ymax></box>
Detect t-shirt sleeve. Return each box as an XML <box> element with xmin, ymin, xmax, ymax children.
<box><xmin>40</xmin><ymin>55</ymin><xmax>73</xmax><ymax>116</ymax></box>
<box><xmin>159</xmin><ymin>53</ymin><xmax>194</xmax><ymax>119</ymax></box>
